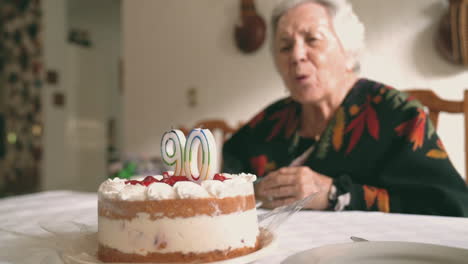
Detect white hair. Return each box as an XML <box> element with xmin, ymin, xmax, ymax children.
<box><xmin>271</xmin><ymin>0</ymin><xmax>365</xmax><ymax>72</ymax></box>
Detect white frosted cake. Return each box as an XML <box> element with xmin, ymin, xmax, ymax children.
<box><xmin>97</xmin><ymin>172</ymin><xmax>260</xmax><ymax>263</ymax></box>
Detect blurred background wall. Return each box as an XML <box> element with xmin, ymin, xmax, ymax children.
<box><xmin>40</xmin><ymin>0</ymin><xmax>121</xmax><ymax>192</ymax></box>
<box><xmin>123</xmin><ymin>0</ymin><xmax>468</xmax><ymax>181</ymax></box>
<box><xmin>3</xmin><ymin>0</ymin><xmax>466</xmax><ymax>194</ymax></box>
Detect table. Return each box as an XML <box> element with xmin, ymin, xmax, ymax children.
<box><xmin>1</xmin><ymin>191</ymin><xmax>467</xmax><ymax>263</ymax></box>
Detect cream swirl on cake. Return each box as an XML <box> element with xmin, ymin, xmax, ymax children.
<box><xmin>98</xmin><ymin>173</ymin><xmax>256</xmax><ymax>201</ymax></box>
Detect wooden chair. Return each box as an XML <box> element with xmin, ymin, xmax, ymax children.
<box><xmin>179</xmin><ymin>119</ymin><xmax>239</xmax><ymax>142</ymax></box>
<box><xmin>179</xmin><ymin>119</ymin><xmax>242</xmax><ymax>172</ymax></box>
<box><xmin>405</xmin><ymin>89</ymin><xmax>468</xmax><ymax>184</ymax></box>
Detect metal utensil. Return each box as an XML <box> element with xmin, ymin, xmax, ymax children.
<box><xmin>257</xmin><ymin>192</ymin><xmax>319</xmax><ymax>230</ymax></box>
<box><xmin>350</xmin><ymin>236</ymin><xmax>369</xmax><ymax>242</ymax></box>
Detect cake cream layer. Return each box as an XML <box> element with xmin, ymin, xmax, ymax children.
<box><xmin>98</xmin><ymin>173</ymin><xmax>257</xmax><ymax>201</ymax></box>
<box><xmin>98</xmin><ymin>208</ymin><xmax>259</xmax><ymax>255</ymax></box>
<box><xmin>99</xmin><ymin>195</ymin><xmax>256</xmax><ymax>220</ymax></box>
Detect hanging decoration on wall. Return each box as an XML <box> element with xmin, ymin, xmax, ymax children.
<box><xmin>234</xmin><ymin>0</ymin><xmax>266</xmax><ymax>54</ymax></box>
<box><xmin>436</xmin><ymin>0</ymin><xmax>468</xmax><ymax>65</ymax></box>
<box><xmin>68</xmin><ymin>28</ymin><xmax>92</xmax><ymax>48</ymax></box>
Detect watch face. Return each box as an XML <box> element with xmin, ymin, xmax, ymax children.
<box><xmin>328</xmin><ymin>184</ymin><xmax>338</xmax><ymax>200</ymax></box>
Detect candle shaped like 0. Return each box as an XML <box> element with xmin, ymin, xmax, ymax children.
<box><xmin>160</xmin><ymin>129</ymin><xmax>186</xmax><ymax>176</ymax></box>
<box><xmin>184</xmin><ymin>129</ymin><xmax>217</xmax><ymax>182</ymax></box>
<box><xmin>160</xmin><ymin>128</ymin><xmax>218</xmax><ymax>182</ymax></box>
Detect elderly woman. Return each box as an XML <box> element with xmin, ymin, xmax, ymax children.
<box><xmin>223</xmin><ymin>0</ymin><xmax>468</xmax><ymax>216</ymax></box>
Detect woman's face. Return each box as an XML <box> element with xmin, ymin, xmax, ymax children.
<box><xmin>274</xmin><ymin>2</ymin><xmax>352</xmax><ymax>105</ymax></box>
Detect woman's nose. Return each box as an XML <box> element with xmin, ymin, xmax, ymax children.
<box><xmin>292</xmin><ymin>43</ymin><xmax>306</xmax><ymax>64</ymax></box>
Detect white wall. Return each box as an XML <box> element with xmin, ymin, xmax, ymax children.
<box><xmin>41</xmin><ymin>0</ymin><xmax>70</xmax><ymax>190</ymax></box>
<box><xmin>68</xmin><ymin>0</ymin><xmax>122</xmax><ymax>151</ymax></box>
<box><xmin>66</xmin><ymin>0</ymin><xmax>122</xmax><ymax>191</ymax></box>
<box><xmin>123</xmin><ymin>0</ymin><xmax>468</xmax><ymax>179</ymax></box>
<box><xmin>123</xmin><ymin>0</ymin><xmax>282</xmax><ymax>156</ymax></box>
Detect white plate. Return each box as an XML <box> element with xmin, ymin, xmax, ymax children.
<box><xmin>281</xmin><ymin>241</ymin><xmax>468</xmax><ymax>264</ymax></box>
<box><xmin>63</xmin><ymin>228</ymin><xmax>277</xmax><ymax>264</ymax></box>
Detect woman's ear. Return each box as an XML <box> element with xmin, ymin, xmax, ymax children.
<box><xmin>345</xmin><ymin>52</ymin><xmax>355</xmax><ymax>72</ymax></box>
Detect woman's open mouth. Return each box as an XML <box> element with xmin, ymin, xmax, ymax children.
<box><xmin>295</xmin><ymin>74</ymin><xmax>309</xmax><ymax>84</ymax></box>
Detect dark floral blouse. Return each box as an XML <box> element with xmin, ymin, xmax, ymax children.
<box><xmin>223</xmin><ymin>78</ymin><xmax>468</xmax><ymax>217</ymax></box>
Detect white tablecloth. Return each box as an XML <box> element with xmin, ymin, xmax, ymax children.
<box><xmin>1</xmin><ymin>191</ymin><xmax>467</xmax><ymax>264</ymax></box>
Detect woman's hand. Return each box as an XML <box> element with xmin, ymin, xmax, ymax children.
<box><xmin>255</xmin><ymin>166</ymin><xmax>333</xmax><ymax>210</ymax></box>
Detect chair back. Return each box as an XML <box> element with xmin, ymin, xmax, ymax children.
<box><xmin>406</xmin><ymin>89</ymin><xmax>468</xmax><ymax>184</ymax></box>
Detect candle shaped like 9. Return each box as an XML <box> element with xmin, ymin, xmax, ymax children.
<box><xmin>160</xmin><ymin>129</ymin><xmax>186</xmax><ymax>176</ymax></box>
<box><xmin>160</xmin><ymin>128</ymin><xmax>218</xmax><ymax>182</ymax></box>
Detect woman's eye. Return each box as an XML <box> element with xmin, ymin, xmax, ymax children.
<box><xmin>306</xmin><ymin>37</ymin><xmax>318</xmax><ymax>43</ymax></box>
<box><xmin>280</xmin><ymin>45</ymin><xmax>292</xmax><ymax>52</ymax></box>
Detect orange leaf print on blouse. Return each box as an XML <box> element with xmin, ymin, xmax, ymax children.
<box><xmin>366</xmin><ymin>104</ymin><xmax>379</xmax><ymax>139</ymax></box>
<box><xmin>267</xmin><ymin>105</ymin><xmax>299</xmax><ymax>141</ymax></box>
<box><xmin>373</xmin><ymin>95</ymin><xmax>382</xmax><ymax>104</ymax></box>
<box><xmin>250</xmin><ymin>155</ymin><xmax>268</xmax><ymax>177</ymax></box>
<box><xmin>395</xmin><ymin>109</ymin><xmax>426</xmax><ymax>150</ymax></box>
<box><xmin>249</xmin><ymin>111</ymin><xmax>265</xmax><ymax>128</ymax></box>
<box><xmin>426</xmin><ymin>139</ymin><xmax>448</xmax><ymax>159</ymax></box>
<box><xmin>426</xmin><ymin>150</ymin><xmax>448</xmax><ymax>159</ymax></box>
<box><xmin>363</xmin><ymin>185</ymin><xmax>378</xmax><ymax>208</ymax></box>
<box><xmin>333</xmin><ymin>107</ymin><xmax>345</xmax><ymax>151</ymax></box>
<box><xmin>345</xmin><ymin>96</ymin><xmax>380</xmax><ymax>154</ymax></box>
<box><xmin>265</xmin><ymin>161</ymin><xmax>277</xmax><ymax>173</ymax></box>
<box><xmin>377</xmin><ymin>189</ymin><xmax>390</xmax><ymax>213</ymax></box>
<box><xmin>349</xmin><ymin>105</ymin><xmax>360</xmax><ymax>116</ymax></box>
<box><xmin>363</xmin><ymin>185</ymin><xmax>390</xmax><ymax>212</ymax></box>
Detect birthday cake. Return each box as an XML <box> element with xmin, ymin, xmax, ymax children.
<box><xmin>97</xmin><ymin>129</ymin><xmax>260</xmax><ymax>263</ymax></box>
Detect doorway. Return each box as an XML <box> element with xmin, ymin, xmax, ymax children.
<box><xmin>41</xmin><ymin>0</ymin><xmax>122</xmax><ymax>192</ymax></box>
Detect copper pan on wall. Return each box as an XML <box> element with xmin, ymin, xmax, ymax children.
<box><xmin>436</xmin><ymin>0</ymin><xmax>468</xmax><ymax>66</ymax></box>
<box><xmin>234</xmin><ymin>0</ymin><xmax>266</xmax><ymax>54</ymax></box>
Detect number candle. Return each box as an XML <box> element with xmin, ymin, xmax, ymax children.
<box><xmin>184</xmin><ymin>128</ymin><xmax>217</xmax><ymax>182</ymax></box>
<box><xmin>160</xmin><ymin>129</ymin><xmax>186</xmax><ymax>176</ymax></box>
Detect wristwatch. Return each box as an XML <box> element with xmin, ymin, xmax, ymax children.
<box><xmin>327</xmin><ymin>184</ymin><xmax>338</xmax><ymax>210</ymax></box>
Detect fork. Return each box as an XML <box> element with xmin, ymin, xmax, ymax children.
<box><xmin>257</xmin><ymin>192</ymin><xmax>319</xmax><ymax>230</ymax></box>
